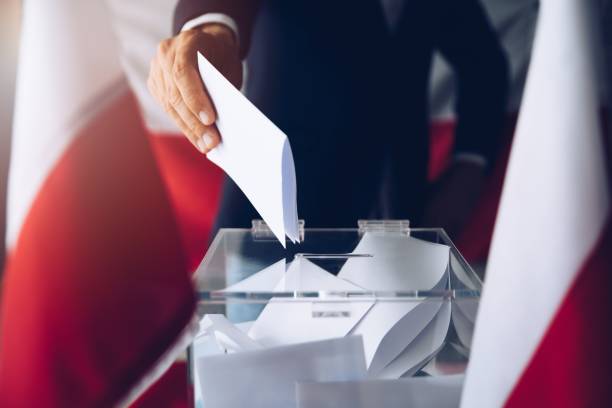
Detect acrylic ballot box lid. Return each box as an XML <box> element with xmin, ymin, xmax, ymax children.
<box><xmin>189</xmin><ymin>220</ymin><xmax>481</xmax><ymax>408</ymax></box>
<box><xmin>195</xmin><ymin>220</ymin><xmax>481</xmax><ymax>299</ymax></box>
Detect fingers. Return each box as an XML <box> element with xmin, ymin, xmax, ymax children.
<box><xmin>164</xmin><ymin>68</ymin><xmax>221</xmax><ymax>152</ymax></box>
<box><xmin>173</xmin><ymin>40</ymin><xmax>216</xmax><ymax>126</ymax></box>
<box><xmin>166</xmin><ymin>104</ymin><xmax>218</xmax><ymax>154</ymax></box>
<box><xmin>151</xmin><ymin>39</ymin><xmax>220</xmax><ymax>153</ymax></box>
<box><xmin>147</xmin><ymin>30</ymin><xmax>241</xmax><ymax>154</ymax></box>
<box><xmin>163</xmin><ymin>75</ymin><xmax>220</xmax><ymax>153</ymax></box>
<box><xmin>200</xmin><ymin>124</ymin><xmax>221</xmax><ymax>153</ymax></box>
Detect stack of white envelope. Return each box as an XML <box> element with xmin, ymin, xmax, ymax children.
<box><xmin>193</xmin><ymin>233</ymin><xmax>466</xmax><ymax>408</ymax></box>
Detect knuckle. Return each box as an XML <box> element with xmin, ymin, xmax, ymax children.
<box><xmin>172</xmin><ymin>60</ymin><xmax>189</xmax><ymax>79</ymax></box>
<box><xmin>183</xmin><ymin>92</ymin><xmax>202</xmax><ymax>109</ymax></box>
<box><xmin>157</xmin><ymin>39</ymin><xmax>171</xmax><ymax>56</ymax></box>
<box><xmin>191</xmin><ymin>120</ymin><xmax>205</xmax><ymax>133</ymax></box>
<box><xmin>168</xmin><ymin>89</ymin><xmax>182</xmax><ymax>107</ymax></box>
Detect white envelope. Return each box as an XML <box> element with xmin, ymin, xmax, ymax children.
<box><xmin>197</xmin><ymin>53</ymin><xmax>299</xmax><ymax>246</ymax></box>
<box><xmin>249</xmin><ymin>258</ymin><xmax>374</xmax><ymax>347</ymax></box>
<box><xmin>295</xmin><ymin>374</ymin><xmax>464</xmax><ymax>408</ymax></box>
<box><xmin>197</xmin><ymin>336</ymin><xmax>367</xmax><ymax>408</ymax></box>
<box><xmin>339</xmin><ymin>233</ymin><xmax>450</xmax><ymax>291</ymax></box>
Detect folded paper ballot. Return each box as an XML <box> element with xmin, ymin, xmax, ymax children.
<box><xmin>192</xmin><ymin>317</ymin><xmax>259</xmax><ymax>407</ymax></box>
<box><xmin>197</xmin><ymin>336</ymin><xmax>367</xmax><ymax>408</ymax></box>
<box><xmin>450</xmin><ymin>252</ymin><xmax>479</xmax><ymax>290</ymax></box>
<box><xmin>338</xmin><ymin>232</ymin><xmax>450</xmax><ymax>291</ymax></box>
<box><xmin>222</xmin><ymin>259</ymin><xmax>287</xmax><ymax>292</ymax></box>
<box><xmin>452</xmin><ymin>301</ymin><xmax>475</xmax><ymax>349</ymax></box>
<box><xmin>274</xmin><ymin>256</ymin><xmax>366</xmax><ymax>292</ymax></box>
<box><xmin>248</xmin><ymin>258</ymin><xmax>374</xmax><ymax>346</ymax></box>
<box><xmin>352</xmin><ymin>300</ymin><xmax>444</xmax><ymax>375</ymax></box>
<box><xmin>337</xmin><ymin>233</ymin><xmax>450</xmax><ymax>372</ymax></box>
<box><xmin>295</xmin><ymin>374</ymin><xmax>464</xmax><ymax>408</ymax></box>
<box><xmin>376</xmin><ymin>301</ymin><xmax>451</xmax><ymax>379</ymax></box>
<box><xmin>197</xmin><ymin>53</ymin><xmax>299</xmax><ymax>246</ymax></box>
<box><xmin>198</xmin><ymin>314</ymin><xmax>262</xmax><ymax>353</ymax></box>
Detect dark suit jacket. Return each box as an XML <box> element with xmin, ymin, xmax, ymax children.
<box><xmin>174</xmin><ymin>0</ymin><xmax>508</xmax><ymax>231</ymax></box>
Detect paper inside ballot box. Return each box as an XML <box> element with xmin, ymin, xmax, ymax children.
<box><xmin>196</xmin><ymin>335</ymin><xmax>367</xmax><ymax>408</ymax></box>
<box><xmin>247</xmin><ymin>258</ymin><xmax>375</xmax><ymax>346</ymax></box>
<box><xmin>376</xmin><ymin>300</ymin><xmax>451</xmax><ymax>379</ymax></box>
<box><xmin>220</xmin><ymin>233</ymin><xmax>451</xmax><ymax>373</ymax></box>
<box><xmin>338</xmin><ymin>233</ymin><xmax>450</xmax><ymax>372</ymax></box>
<box><xmin>338</xmin><ymin>232</ymin><xmax>450</xmax><ymax>291</ymax></box>
<box><xmin>295</xmin><ymin>374</ymin><xmax>464</xmax><ymax>408</ymax></box>
<box><xmin>222</xmin><ymin>259</ymin><xmax>287</xmax><ymax>292</ymax></box>
<box><xmin>198</xmin><ymin>314</ymin><xmax>262</xmax><ymax>353</ymax></box>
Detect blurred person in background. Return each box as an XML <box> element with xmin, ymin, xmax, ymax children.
<box><xmin>148</xmin><ymin>0</ymin><xmax>509</xmax><ymax>239</ymax></box>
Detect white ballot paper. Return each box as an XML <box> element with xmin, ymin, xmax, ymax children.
<box><xmin>192</xmin><ymin>316</ymin><xmax>261</xmax><ymax>408</ymax></box>
<box><xmin>352</xmin><ymin>300</ymin><xmax>443</xmax><ymax>375</ymax></box>
<box><xmin>222</xmin><ymin>259</ymin><xmax>286</xmax><ymax>292</ymax></box>
<box><xmin>296</xmin><ymin>374</ymin><xmax>464</xmax><ymax>408</ymax></box>
<box><xmin>197</xmin><ymin>336</ymin><xmax>367</xmax><ymax>408</ymax></box>
<box><xmin>197</xmin><ymin>53</ymin><xmax>299</xmax><ymax>246</ymax></box>
<box><xmin>449</xmin><ymin>252</ymin><xmax>479</xmax><ymax>291</ymax></box>
<box><xmin>337</xmin><ymin>233</ymin><xmax>450</xmax><ymax>373</ymax></box>
<box><xmin>339</xmin><ymin>233</ymin><xmax>450</xmax><ymax>291</ymax></box>
<box><xmin>377</xmin><ymin>301</ymin><xmax>451</xmax><ymax>379</ymax></box>
<box><xmin>249</xmin><ymin>258</ymin><xmax>374</xmax><ymax>346</ymax></box>
<box><xmin>451</xmin><ymin>301</ymin><xmax>475</xmax><ymax>349</ymax></box>
<box><xmin>274</xmin><ymin>257</ymin><xmax>365</xmax><ymax>292</ymax></box>
<box><xmin>198</xmin><ymin>314</ymin><xmax>262</xmax><ymax>353</ymax></box>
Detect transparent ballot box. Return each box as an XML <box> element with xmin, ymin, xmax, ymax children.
<box><xmin>189</xmin><ymin>220</ymin><xmax>481</xmax><ymax>408</ymax></box>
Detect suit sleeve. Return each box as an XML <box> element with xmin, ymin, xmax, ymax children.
<box><xmin>434</xmin><ymin>0</ymin><xmax>509</xmax><ymax>169</ymax></box>
<box><xmin>173</xmin><ymin>0</ymin><xmax>262</xmax><ymax>58</ymax></box>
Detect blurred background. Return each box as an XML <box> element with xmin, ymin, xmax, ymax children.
<box><xmin>0</xmin><ymin>0</ymin><xmax>20</xmax><ymax>274</ymax></box>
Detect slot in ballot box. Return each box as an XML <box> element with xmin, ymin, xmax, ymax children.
<box><xmin>189</xmin><ymin>220</ymin><xmax>481</xmax><ymax>408</ymax></box>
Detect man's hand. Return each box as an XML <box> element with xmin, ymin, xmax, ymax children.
<box><xmin>423</xmin><ymin>162</ymin><xmax>486</xmax><ymax>239</ymax></box>
<box><xmin>148</xmin><ymin>23</ymin><xmax>242</xmax><ymax>153</ymax></box>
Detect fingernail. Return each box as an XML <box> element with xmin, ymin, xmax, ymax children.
<box><xmin>196</xmin><ymin>138</ymin><xmax>207</xmax><ymax>153</ymax></box>
<box><xmin>199</xmin><ymin>111</ymin><xmax>211</xmax><ymax>125</ymax></box>
<box><xmin>202</xmin><ymin>131</ymin><xmax>215</xmax><ymax>149</ymax></box>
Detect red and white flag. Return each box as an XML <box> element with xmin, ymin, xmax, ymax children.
<box><xmin>0</xmin><ymin>1</ymin><xmax>196</xmax><ymax>406</ymax></box>
<box><xmin>461</xmin><ymin>0</ymin><xmax>611</xmax><ymax>406</ymax></box>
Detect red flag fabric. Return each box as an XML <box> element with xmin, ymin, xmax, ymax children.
<box><xmin>0</xmin><ymin>0</ymin><xmax>195</xmax><ymax>405</ymax></box>
<box><xmin>150</xmin><ymin>135</ymin><xmax>224</xmax><ymax>273</ymax></box>
<box><xmin>0</xmin><ymin>90</ymin><xmax>195</xmax><ymax>407</ymax></box>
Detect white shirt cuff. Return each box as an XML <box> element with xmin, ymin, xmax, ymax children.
<box><xmin>181</xmin><ymin>13</ymin><xmax>240</xmax><ymax>44</ymax></box>
<box><xmin>453</xmin><ymin>152</ymin><xmax>488</xmax><ymax>168</ymax></box>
